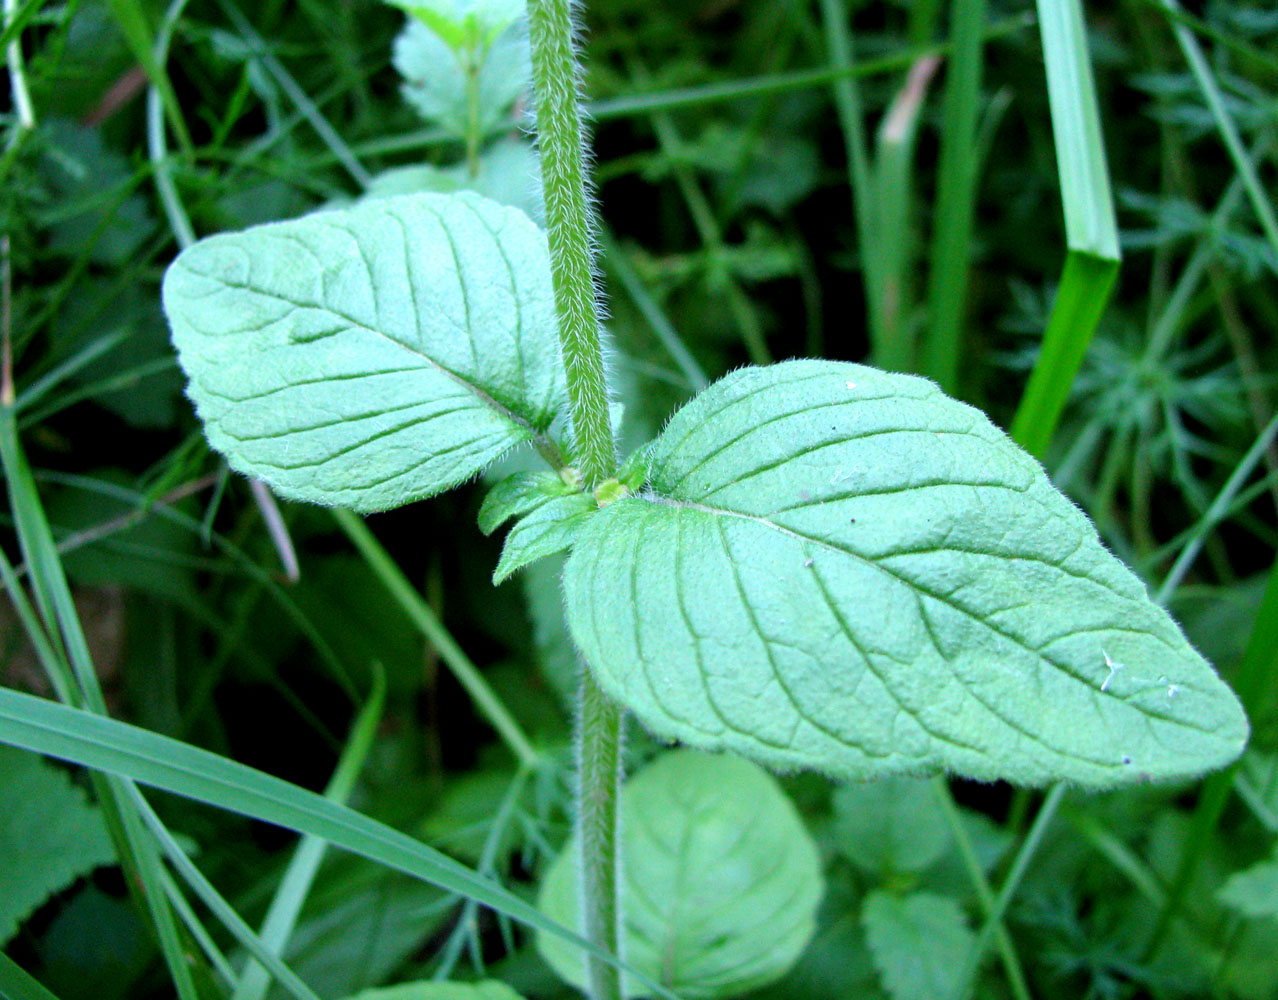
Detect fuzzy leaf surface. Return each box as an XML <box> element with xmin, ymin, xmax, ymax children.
<box><xmin>492</xmin><ymin>493</ymin><xmax>594</xmax><ymax>584</ymax></box>
<box><xmin>861</xmin><ymin>890</ymin><xmax>974</xmax><ymax>1000</ymax></box>
<box><xmin>537</xmin><ymin>750</ymin><xmax>823</xmax><ymax>999</ymax></box>
<box><xmin>563</xmin><ymin>360</ymin><xmax>1248</xmax><ymax>786</ymax></box>
<box><xmin>162</xmin><ymin>192</ymin><xmax>566</xmax><ymax>512</ymax></box>
<box><xmin>478</xmin><ymin>470</ymin><xmax>573</xmax><ymax>535</ymax></box>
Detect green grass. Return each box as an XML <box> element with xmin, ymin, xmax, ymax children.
<box><xmin>1</xmin><ymin>1</ymin><xmax>1276</xmax><ymax>998</ymax></box>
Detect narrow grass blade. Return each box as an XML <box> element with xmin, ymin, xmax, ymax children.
<box><xmin>1009</xmin><ymin>253</ymin><xmax>1119</xmax><ymax>457</ymax></box>
<box><xmin>103</xmin><ymin>0</ymin><xmax>193</xmax><ymax>155</ymax></box>
<box><xmin>818</xmin><ymin>0</ymin><xmax>882</xmax><ymax>357</ymax></box>
<box><xmin>0</xmin><ymin>687</ymin><xmax>680</xmax><ymax>1000</ymax></box>
<box><xmin>124</xmin><ymin>785</ymin><xmax>325</xmax><ymax>1000</ymax></box>
<box><xmin>0</xmin><ymin>953</ymin><xmax>62</xmax><ymax>1000</ymax></box>
<box><xmin>587</xmin><ymin>13</ymin><xmax>1034</xmax><ymax>122</ymax></box>
<box><xmin>1009</xmin><ymin>0</ymin><xmax>1122</xmax><ymax>457</ymax></box>
<box><xmin>922</xmin><ymin>0</ymin><xmax>989</xmax><ymax>394</ymax></box>
<box><xmin>332</xmin><ymin>508</ymin><xmax>540</xmax><ymax>770</ymax></box>
<box><xmin>1154</xmin><ymin>0</ymin><xmax>1278</xmax><ymax>270</ymax></box>
<box><xmin>213</xmin><ymin>0</ymin><xmax>372</xmax><ymax>188</ymax></box>
<box><xmin>870</xmin><ymin>56</ymin><xmax>940</xmax><ymax>371</ymax></box>
<box><xmin>601</xmin><ymin>230</ymin><xmax>707</xmax><ymax>392</ymax></box>
<box><xmin>232</xmin><ymin>672</ymin><xmax>386</xmax><ymax>1000</ymax></box>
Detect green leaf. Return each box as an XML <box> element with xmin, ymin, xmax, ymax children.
<box><xmin>478</xmin><ymin>470</ymin><xmax>574</xmax><ymax>535</ymax></box>
<box><xmin>0</xmin><ymin>747</ymin><xmax>116</xmax><ymax>944</ymax></box>
<box><xmin>832</xmin><ymin>778</ymin><xmax>951</xmax><ymax>879</ymax></box>
<box><xmin>537</xmin><ymin>749</ymin><xmax>823</xmax><ymax>999</ymax></box>
<box><xmin>563</xmin><ymin>360</ymin><xmax>1248</xmax><ymax>786</ymax></box>
<box><xmin>861</xmin><ymin>890</ymin><xmax>975</xmax><ymax>1000</ymax></box>
<box><xmin>1217</xmin><ymin>848</ymin><xmax>1278</xmax><ymax>919</ymax></box>
<box><xmin>162</xmin><ymin>192</ymin><xmax>566</xmax><ymax>513</ymax></box>
<box><xmin>493</xmin><ymin>493</ymin><xmax>594</xmax><ymax>584</ymax></box>
<box><xmin>343</xmin><ymin>981</ymin><xmax>525</xmax><ymax>1000</ymax></box>
<box><xmin>385</xmin><ymin>0</ymin><xmax>525</xmax><ymax>51</ymax></box>
<box><xmin>393</xmin><ymin>17</ymin><xmax>529</xmax><ymax>140</ymax></box>
<box><xmin>364</xmin><ymin>139</ymin><xmax>544</xmax><ymax>225</ymax></box>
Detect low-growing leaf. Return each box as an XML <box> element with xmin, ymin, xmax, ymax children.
<box><xmin>478</xmin><ymin>470</ymin><xmax>575</xmax><ymax>535</ymax></box>
<box><xmin>393</xmin><ymin>17</ymin><xmax>529</xmax><ymax>141</ymax></box>
<box><xmin>537</xmin><ymin>749</ymin><xmax>823</xmax><ymax>999</ymax></box>
<box><xmin>563</xmin><ymin>360</ymin><xmax>1248</xmax><ymax>786</ymax></box>
<box><xmin>1217</xmin><ymin>848</ymin><xmax>1278</xmax><ymax>919</ymax></box>
<box><xmin>343</xmin><ymin>978</ymin><xmax>524</xmax><ymax>1000</ymax></box>
<box><xmin>861</xmin><ymin>890</ymin><xmax>975</xmax><ymax>1000</ymax></box>
<box><xmin>492</xmin><ymin>493</ymin><xmax>594</xmax><ymax>584</ymax></box>
<box><xmin>832</xmin><ymin>777</ymin><xmax>951</xmax><ymax>879</ymax></box>
<box><xmin>0</xmin><ymin>747</ymin><xmax>116</xmax><ymax>944</ymax></box>
<box><xmin>162</xmin><ymin>192</ymin><xmax>567</xmax><ymax>513</ymax></box>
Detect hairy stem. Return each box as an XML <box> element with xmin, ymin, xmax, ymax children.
<box><xmin>527</xmin><ymin>0</ymin><xmax>615</xmax><ymax>487</ymax></box>
<box><xmin>526</xmin><ymin>2</ymin><xmax>623</xmax><ymax>998</ymax></box>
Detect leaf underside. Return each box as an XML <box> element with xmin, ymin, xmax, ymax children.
<box><xmin>537</xmin><ymin>750</ymin><xmax>823</xmax><ymax>999</ymax></box>
<box><xmin>564</xmin><ymin>360</ymin><xmax>1249</xmax><ymax>787</ymax></box>
<box><xmin>162</xmin><ymin>192</ymin><xmax>566</xmax><ymax>513</ymax></box>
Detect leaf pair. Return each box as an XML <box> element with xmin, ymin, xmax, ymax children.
<box><xmin>162</xmin><ymin>190</ymin><xmax>1249</xmax><ymax>788</ymax></box>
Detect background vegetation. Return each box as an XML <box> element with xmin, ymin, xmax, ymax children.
<box><xmin>1</xmin><ymin>0</ymin><xmax>1276</xmax><ymax>998</ymax></box>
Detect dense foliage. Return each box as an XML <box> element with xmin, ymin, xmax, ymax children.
<box><xmin>1</xmin><ymin>1</ymin><xmax>1276</xmax><ymax>999</ymax></box>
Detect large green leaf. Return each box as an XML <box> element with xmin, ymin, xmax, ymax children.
<box><xmin>563</xmin><ymin>360</ymin><xmax>1248</xmax><ymax>786</ymax></box>
<box><xmin>162</xmin><ymin>192</ymin><xmax>566</xmax><ymax>513</ymax></box>
<box><xmin>537</xmin><ymin>750</ymin><xmax>823</xmax><ymax>999</ymax></box>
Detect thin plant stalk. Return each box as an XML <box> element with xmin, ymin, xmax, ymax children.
<box><xmin>923</xmin><ymin>0</ymin><xmax>988</xmax><ymax>395</ymax></box>
<box><xmin>525</xmin><ymin>3</ymin><xmax>625</xmax><ymax>997</ymax></box>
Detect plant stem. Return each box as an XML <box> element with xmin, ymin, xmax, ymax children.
<box><xmin>526</xmin><ymin>3</ymin><xmax>623</xmax><ymax>998</ymax></box>
<box><xmin>527</xmin><ymin>0</ymin><xmax>615</xmax><ymax>488</ymax></box>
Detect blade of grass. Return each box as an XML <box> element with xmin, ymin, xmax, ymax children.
<box><xmin>332</xmin><ymin>508</ymin><xmax>540</xmax><ymax>770</ymax></box>
<box><xmin>1154</xmin><ymin>0</ymin><xmax>1278</xmax><ymax>268</ymax></box>
<box><xmin>0</xmin><ymin>408</ymin><xmax>207</xmax><ymax>1000</ymax></box>
<box><xmin>3</xmin><ymin>0</ymin><xmax>36</xmax><ymax>144</ymax></box>
<box><xmin>231</xmin><ymin>671</ymin><xmax>386</xmax><ymax>1000</ymax></box>
<box><xmin>600</xmin><ymin>229</ymin><xmax>707</xmax><ymax>393</ymax></box>
<box><xmin>124</xmin><ymin>784</ymin><xmax>325</xmax><ymax>1000</ymax></box>
<box><xmin>103</xmin><ymin>0</ymin><xmax>193</xmax><ymax>156</ymax></box>
<box><xmin>958</xmin><ymin>783</ymin><xmax>1067</xmax><ymax>999</ymax></box>
<box><xmin>588</xmin><ymin>12</ymin><xmax>1035</xmax><ymax>121</ymax></box>
<box><xmin>0</xmin><ymin>953</ymin><xmax>62</xmax><ymax>1000</ymax></box>
<box><xmin>817</xmin><ymin>0</ymin><xmax>886</xmax><ymax>362</ymax></box>
<box><xmin>870</xmin><ymin>56</ymin><xmax>941</xmax><ymax>371</ymax></box>
<box><xmin>212</xmin><ymin>0</ymin><xmax>372</xmax><ymax>189</ymax></box>
<box><xmin>931</xmin><ymin>778</ymin><xmax>1032</xmax><ymax>1000</ymax></box>
<box><xmin>147</xmin><ymin>0</ymin><xmax>197</xmax><ymax>250</ymax></box>
<box><xmin>922</xmin><ymin>0</ymin><xmax>989</xmax><ymax>395</ymax></box>
<box><xmin>624</xmin><ymin>56</ymin><xmax>771</xmax><ymax>366</ymax></box>
<box><xmin>0</xmin><ymin>686</ymin><xmax>680</xmax><ymax>1000</ymax></box>
<box><xmin>1009</xmin><ymin>0</ymin><xmax>1122</xmax><ymax>457</ymax></box>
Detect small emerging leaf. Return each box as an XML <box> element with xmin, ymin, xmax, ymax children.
<box><xmin>162</xmin><ymin>192</ymin><xmax>566</xmax><ymax>513</ymax></box>
<box><xmin>862</xmin><ymin>891</ymin><xmax>975</xmax><ymax>1000</ymax></box>
<box><xmin>492</xmin><ymin>493</ymin><xmax>594</xmax><ymax>584</ymax></box>
<box><xmin>537</xmin><ymin>750</ymin><xmax>823</xmax><ymax>999</ymax></box>
<box><xmin>563</xmin><ymin>360</ymin><xmax>1248</xmax><ymax>786</ymax></box>
<box><xmin>478</xmin><ymin>470</ymin><xmax>572</xmax><ymax>535</ymax></box>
